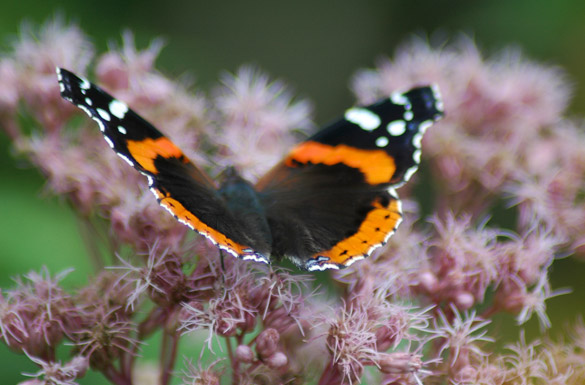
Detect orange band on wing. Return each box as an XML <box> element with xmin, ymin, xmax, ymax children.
<box><xmin>314</xmin><ymin>198</ymin><xmax>402</xmax><ymax>266</ymax></box>
<box><xmin>152</xmin><ymin>189</ymin><xmax>252</xmax><ymax>256</ymax></box>
<box><xmin>127</xmin><ymin>138</ymin><xmax>187</xmax><ymax>174</ymax></box>
<box><xmin>286</xmin><ymin>141</ymin><xmax>396</xmax><ymax>185</ymax></box>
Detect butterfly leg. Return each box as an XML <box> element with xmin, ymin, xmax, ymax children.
<box><xmin>219</xmin><ymin>249</ymin><xmax>226</xmax><ymax>273</ymax></box>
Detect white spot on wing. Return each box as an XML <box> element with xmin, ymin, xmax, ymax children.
<box><xmin>391</xmin><ymin>92</ymin><xmax>408</xmax><ymax>105</ymax></box>
<box><xmin>413</xmin><ymin>132</ymin><xmax>423</xmax><ymax>148</ymax></box>
<box><xmin>118</xmin><ymin>126</ymin><xmax>127</xmax><ymax>135</ymax></box>
<box><xmin>103</xmin><ymin>136</ymin><xmax>114</xmax><ymax>149</ymax></box>
<box><xmin>97</xmin><ymin>108</ymin><xmax>111</xmax><ymax>121</ymax></box>
<box><xmin>404</xmin><ymin>110</ymin><xmax>414</xmax><ymax>121</ymax></box>
<box><xmin>117</xmin><ymin>153</ymin><xmax>134</xmax><ymax>167</ymax></box>
<box><xmin>242</xmin><ymin>253</ymin><xmax>270</xmax><ymax>264</ymax></box>
<box><xmin>85</xmin><ymin>97</ymin><xmax>93</xmax><ymax>106</ymax></box>
<box><xmin>78</xmin><ymin>104</ymin><xmax>90</xmax><ymax>116</ymax></box>
<box><xmin>80</xmin><ymin>78</ymin><xmax>91</xmax><ymax>90</ymax></box>
<box><xmin>413</xmin><ymin>149</ymin><xmax>422</xmax><ymax>163</ymax></box>
<box><xmin>420</xmin><ymin>120</ymin><xmax>433</xmax><ymax>134</ymax></box>
<box><xmin>431</xmin><ymin>84</ymin><xmax>444</xmax><ymax>112</ymax></box>
<box><xmin>109</xmin><ymin>100</ymin><xmax>129</xmax><ymax>119</ymax></box>
<box><xmin>345</xmin><ymin>107</ymin><xmax>381</xmax><ymax>131</ymax></box>
<box><xmin>343</xmin><ymin>255</ymin><xmax>365</xmax><ymax>267</ymax></box>
<box><xmin>94</xmin><ymin>119</ymin><xmax>105</xmax><ymax>132</ymax></box>
<box><xmin>387</xmin><ymin>120</ymin><xmax>406</xmax><ymax>136</ymax></box>
<box><xmin>375</xmin><ymin>136</ymin><xmax>389</xmax><ymax>148</ymax></box>
<box><xmin>308</xmin><ymin>263</ymin><xmax>339</xmax><ymax>271</ymax></box>
<box><xmin>403</xmin><ymin>166</ymin><xmax>418</xmax><ymax>182</ymax></box>
<box><xmin>395</xmin><ymin>197</ymin><xmax>403</xmax><ymax>215</ymax></box>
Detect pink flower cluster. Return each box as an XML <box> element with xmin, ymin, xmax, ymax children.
<box><xmin>1</xmin><ymin>18</ymin><xmax>584</xmax><ymax>385</ymax></box>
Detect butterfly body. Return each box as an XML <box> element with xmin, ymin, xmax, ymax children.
<box><xmin>57</xmin><ymin>68</ymin><xmax>443</xmax><ymax>271</ymax></box>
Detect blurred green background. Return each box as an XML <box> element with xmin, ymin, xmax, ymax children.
<box><xmin>1</xmin><ymin>0</ymin><xmax>585</xmax><ymax>383</ymax></box>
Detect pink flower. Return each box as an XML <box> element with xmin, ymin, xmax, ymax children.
<box><xmin>212</xmin><ymin>66</ymin><xmax>313</xmax><ymax>180</ymax></box>
<box><xmin>0</xmin><ymin>268</ymin><xmax>80</xmax><ymax>358</ymax></box>
<box><xmin>13</xmin><ymin>16</ymin><xmax>94</xmax><ymax>131</ymax></box>
<box><xmin>425</xmin><ymin>213</ymin><xmax>500</xmax><ymax>307</ymax></box>
<box><xmin>431</xmin><ymin>306</ymin><xmax>493</xmax><ymax>372</ymax></box>
<box><xmin>180</xmin><ymin>358</ymin><xmax>223</xmax><ymax>385</ymax></box>
<box><xmin>0</xmin><ymin>59</ymin><xmax>19</xmax><ymax>114</ymax></box>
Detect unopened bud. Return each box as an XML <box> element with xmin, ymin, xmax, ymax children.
<box><xmin>235</xmin><ymin>345</ymin><xmax>254</xmax><ymax>363</ymax></box>
<box><xmin>264</xmin><ymin>351</ymin><xmax>288</xmax><ymax>369</ymax></box>
<box><xmin>379</xmin><ymin>352</ymin><xmax>422</xmax><ymax>374</ymax></box>
<box><xmin>455</xmin><ymin>291</ymin><xmax>475</xmax><ymax>310</ymax></box>
<box><xmin>255</xmin><ymin>328</ymin><xmax>280</xmax><ymax>358</ymax></box>
<box><xmin>419</xmin><ymin>271</ymin><xmax>438</xmax><ymax>292</ymax></box>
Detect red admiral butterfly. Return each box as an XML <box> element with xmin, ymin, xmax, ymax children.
<box><xmin>57</xmin><ymin>68</ymin><xmax>443</xmax><ymax>271</ymax></box>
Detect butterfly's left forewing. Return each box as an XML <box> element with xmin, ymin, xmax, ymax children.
<box><xmin>57</xmin><ymin>68</ymin><xmax>270</xmax><ymax>262</ymax></box>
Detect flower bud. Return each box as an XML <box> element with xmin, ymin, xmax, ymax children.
<box><xmin>455</xmin><ymin>291</ymin><xmax>475</xmax><ymax>310</ymax></box>
<box><xmin>264</xmin><ymin>351</ymin><xmax>288</xmax><ymax>369</ymax></box>
<box><xmin>419</xmin><ymin>271</ymin><xmax>438</xmax><ymax>292</ymax></box>
<box><xmin>235</xmin><ymin>345</ymin><xmax>254</xmax><ymax>363</ymax></box>
<box><xmin>379</xmin><ymin>352</ymin><xmax>422</xmax><ymax>374</ymax></box>
<box><xmin>255</xmin><ymin>328</ymin><xmax>280</xmax><ymax>358</ymax></box>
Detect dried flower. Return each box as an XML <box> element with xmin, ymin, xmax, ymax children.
<box><xmin>21</xmin><ymin>353</ymin><xmax>89</xmax><ymax>385</ymax></box>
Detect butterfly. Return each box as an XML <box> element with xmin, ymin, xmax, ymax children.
<box><xmin>57</xmin><ymin>68</ymin><xmax>443</xmax><ymax>271</ymax></box>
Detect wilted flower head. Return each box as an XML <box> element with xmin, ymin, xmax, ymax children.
<box><xmin>21</xmin><ymin>354</ymin><xmax>89</xmax><ymax>385</ymax></box>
